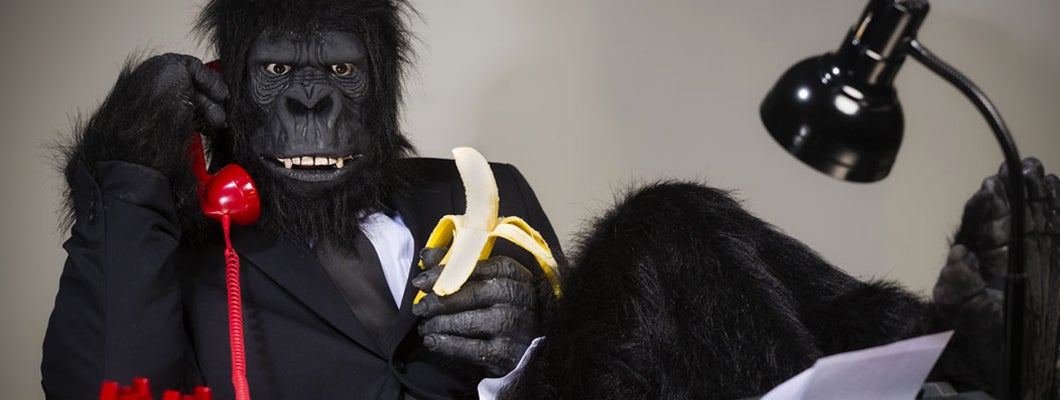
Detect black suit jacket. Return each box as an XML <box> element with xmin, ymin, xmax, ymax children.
<box><xmin>42</xmin><ymin>157</ymin><xmax>562</xmax><ymax>400</ymax></box>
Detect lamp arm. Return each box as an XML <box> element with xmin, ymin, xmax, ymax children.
<box><xmin>907</xmin><ymin>38</ymin><xmax>1027</xmax><ymax>400</ymax></box>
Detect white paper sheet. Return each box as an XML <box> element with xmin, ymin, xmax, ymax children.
<box><xmin>761</xmin><ymin>331</ymin><xmax>954</xmax><ymax>400</ymax></box>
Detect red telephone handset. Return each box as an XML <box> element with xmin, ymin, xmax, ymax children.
<box><xmin>188</xmin><ymin>134</ymin><xmax>260</xmax><ymax>226</ymax></box>
<box><xmin>190</xmin><ymin>60</ymin><xmax>260</xmax><ymax>227</ymax></box>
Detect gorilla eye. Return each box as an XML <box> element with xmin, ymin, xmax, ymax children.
<box><xmin>263</xmin><ymin>63</ymin><xmax>291</xmax><ymax>76</ymax></box>
<box><xmin>330</xmin><ymin>63</ymin><xmax>356</xmax><ymax>76</ymax></box>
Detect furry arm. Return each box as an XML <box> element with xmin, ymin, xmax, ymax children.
<box><xmin>43</xmin><ymin>54</ymin><xmax>224</xmax><ymax>397</ymax></box>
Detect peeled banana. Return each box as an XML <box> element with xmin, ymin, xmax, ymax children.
<box><xmin>415</xmin><ymin>147</ymin><xmax>562</xmax><ymax>302</ymax></box>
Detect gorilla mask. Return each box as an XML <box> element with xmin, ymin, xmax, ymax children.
<box><xmin>196</xmin><ymin>0</ymin><xmax>414</xmax><ymax>244</ymax></box>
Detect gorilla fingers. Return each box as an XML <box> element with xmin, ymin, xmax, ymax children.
<box><xmin>413</xmin><ymin>249</ymin><xmax>540</xmax><ymax>376</ymax></box>
<box><xmin>131</xmin><ymin>53</ymin><xmax>229</xmax><ymax>130</ymax></box>
<box><xmin>76</xmin><ymin>53</ymin><xmax>227</xmax><ymax>179</ymax></box>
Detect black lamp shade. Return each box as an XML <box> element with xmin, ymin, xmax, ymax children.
<box><xmin>760</xmin><ymin>53</ymin><xmax>904</xmax><ymax>183</ymax></box>
<box><xmin>760</xmin><ymin>0</ymin><xmax>931</xmax><ymax>183</ymax></box>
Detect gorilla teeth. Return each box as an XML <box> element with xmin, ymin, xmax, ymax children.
<box><xmin>275</xmin><ymin>155</ymin><xmax>355</xmax><ymax>170</ymax></box>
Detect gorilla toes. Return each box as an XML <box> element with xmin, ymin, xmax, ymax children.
<box><xmin>933</xmin><ymin>245</ymin><xmax>986</xmax><ymax>309</ymax></box>
<box><xmin>954</xmin><ymin>158</ymin><xmax>1059</xmax><ymax>288</ymax></box>
<box><xmin>949</xmin><ymin>157</ymin><xmax>1060</xmax><ymax>397</ymax></box>
<box><xmin>955</xmin><ymin>175</ymin><xmax>1011</xmax><ymax>288</ymax></box>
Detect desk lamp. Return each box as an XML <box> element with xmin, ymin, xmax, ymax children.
<box><xmin>759</xmin><ymin>1</ymin><xmax>1027</xmax><ymax>398</ymax></box>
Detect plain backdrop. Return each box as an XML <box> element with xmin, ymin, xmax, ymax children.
<box><xmin>2</xmin><ymin>0</ymin><xmax>1058</xmax><ymax>397</ymax></box>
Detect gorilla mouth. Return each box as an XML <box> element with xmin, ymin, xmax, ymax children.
<box><xmin>274</xmin><ymin>155</ymin><xmax>358</xmax><ymax>169</ymax></box>
<box><xmin>263</xmin><ymin>154</ymin><xmax>364</xmax><ymax>182</ymax></box>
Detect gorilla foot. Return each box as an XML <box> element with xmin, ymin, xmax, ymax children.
<box><xmin>936</xmin><ymin>158</ymin><xmax>1060</xmax><ymax>397</ymax></box>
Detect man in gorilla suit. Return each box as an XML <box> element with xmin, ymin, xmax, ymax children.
<box><xmin>41</xmin><ymin>0</ymin><xmax>1060</xmax><ymax>399</ymax></box>
<box><xmin>43</xmin><ymin>1</ymin><xmax>560</xmax><ymax>399</ymax></box>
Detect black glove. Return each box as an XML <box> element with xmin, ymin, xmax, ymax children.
<box><xmin>412</xmin><ymin>247</ymin><xmax>541</xmax><ymax>377</ymax></box>
<box><xmin>76</xmin><ymin>53</ymin><xmax>228</xmax><ymax>180</ymax></box>
<box><xmin>933</xmin><ymin>157</ymin><xmax>1059</xmax><ymax>394</ymax></box>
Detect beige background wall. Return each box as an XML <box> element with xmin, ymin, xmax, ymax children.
<box><xmin>2</xmin><ymin>0</ymin><xmax>1058</xmax><ymax>397</ymax></box>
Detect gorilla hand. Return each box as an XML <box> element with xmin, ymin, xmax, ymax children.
<box><xmin>934</xmin><ymin>157</ymin><xmax>1059</xmax><ymax>395</ymax></box>
<box><xmin>413</xmin><ymin>247</ymin><xmax>540</xmax><ymax>377</ymax></box>
<box><xmin>77</xmin><ymin>53</ymin><xmax>228</xmax><ymax>179</ymax></box>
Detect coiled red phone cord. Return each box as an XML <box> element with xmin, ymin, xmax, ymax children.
<box><xmin>222</xmin><ymin>215</ymin><xmax>251</xmax><ymax>400</ymax></box>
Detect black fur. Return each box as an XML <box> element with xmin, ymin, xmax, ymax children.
<box><xmin>501</xmin><ymin>182</ymin><xmax>975</xmax><ymax>400</ymax></box>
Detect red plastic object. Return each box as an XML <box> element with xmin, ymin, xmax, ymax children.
<box><xmin>188</xmin><ymin>131</ymin><xmax>254</xmax><ymax>399</ymax></box>
<box><xmin>200</xmin><ymin>164</ymin><xmax>261</xmax><ymax>226</ymax></box>
<box><xmin>163</xmin><ymin>386</ymin><xmax>213</xmax><ymax>400</ymax></box>
<box><xmin>99</xmin><ymin>377</ymin><xmax>151</xmax><ymax>400</ymax></box>
<box><xmin>100</xmin><ymin>378</ymin><xmax>212</xmax><ymax>400</ymax></box>
<box><xmin>188</xmin><ymin>135</ymin><xmax>261</xmax><ymax>226</ymax></box>
<box><xmin>222</xmin><ymin>215</ymin><xmax>252</xmax><ymax>400</ymax></box>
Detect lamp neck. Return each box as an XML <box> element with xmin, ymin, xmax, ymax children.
<box><xmin>836</xmin><ymin>0</ymin><xmax>930</xmax><ymax>88</ymax></box>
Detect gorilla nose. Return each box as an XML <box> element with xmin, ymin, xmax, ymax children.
<box><xmin>286</xmin><ymin>88</ymin><xmax>336</xmax><ymax>117</ymax></box>
<box><xmin>286</xmin><ymin>96</ymin><xmax>333</xmax><ymax>116</ymax></box>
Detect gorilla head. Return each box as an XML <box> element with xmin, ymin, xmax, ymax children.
<box><xmin>196</xmin><ymin>0</ymin><xmax>413</xmax><ymax>243</ymax></box>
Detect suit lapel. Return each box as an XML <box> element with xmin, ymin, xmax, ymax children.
<box><xmin>230</xmin><ymin>226</ymin><xmax>386</xmax><ymax>359</ymax></box>
<box><xmin>384</xmin><ymin>171</ymin><xmax>458</xmax><ymax>354</ymax></box>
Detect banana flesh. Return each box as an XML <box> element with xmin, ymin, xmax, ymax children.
<box><xmin>415</xmin><ymin>147</ymin><xmax>562</xmax><ymax>302</ymax></box>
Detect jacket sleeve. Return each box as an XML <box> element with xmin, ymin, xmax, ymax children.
<box><xmin>42</xmin><ymin>160</ymin><xmax>197</xmax><ymax>399</ymax></box>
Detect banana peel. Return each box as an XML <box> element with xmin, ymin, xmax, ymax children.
<box><xmin>414</xmin><ymin>147</ymin><xmax>562</xmax><ymax>303</ymax></box>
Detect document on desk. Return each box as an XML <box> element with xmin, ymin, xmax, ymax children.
<box><xmin>761</xmin><ymin>330</ymin><xmax>953</xmax><ymax>400</ymax></box>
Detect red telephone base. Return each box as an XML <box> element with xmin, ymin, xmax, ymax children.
<box><xmin>99</xmin><ymin>378</ymin><xmax>212</xmax><ymax>400</ymax></box>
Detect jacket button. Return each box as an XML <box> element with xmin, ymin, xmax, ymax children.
<box><xmin>87</xmin><ymin>197</ymin><xmax>98</xmax><ymax>224</ymax></box>
<box><xmin>392</xmin><ymin>360</ymin><xmax>407</xmax><ymax>374</ymax></box>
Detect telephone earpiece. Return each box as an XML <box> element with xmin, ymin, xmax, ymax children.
<box><xmin>189</xmin><ymin>134</ymin><xmax>261</xmax><ymax>226</ymax></box>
